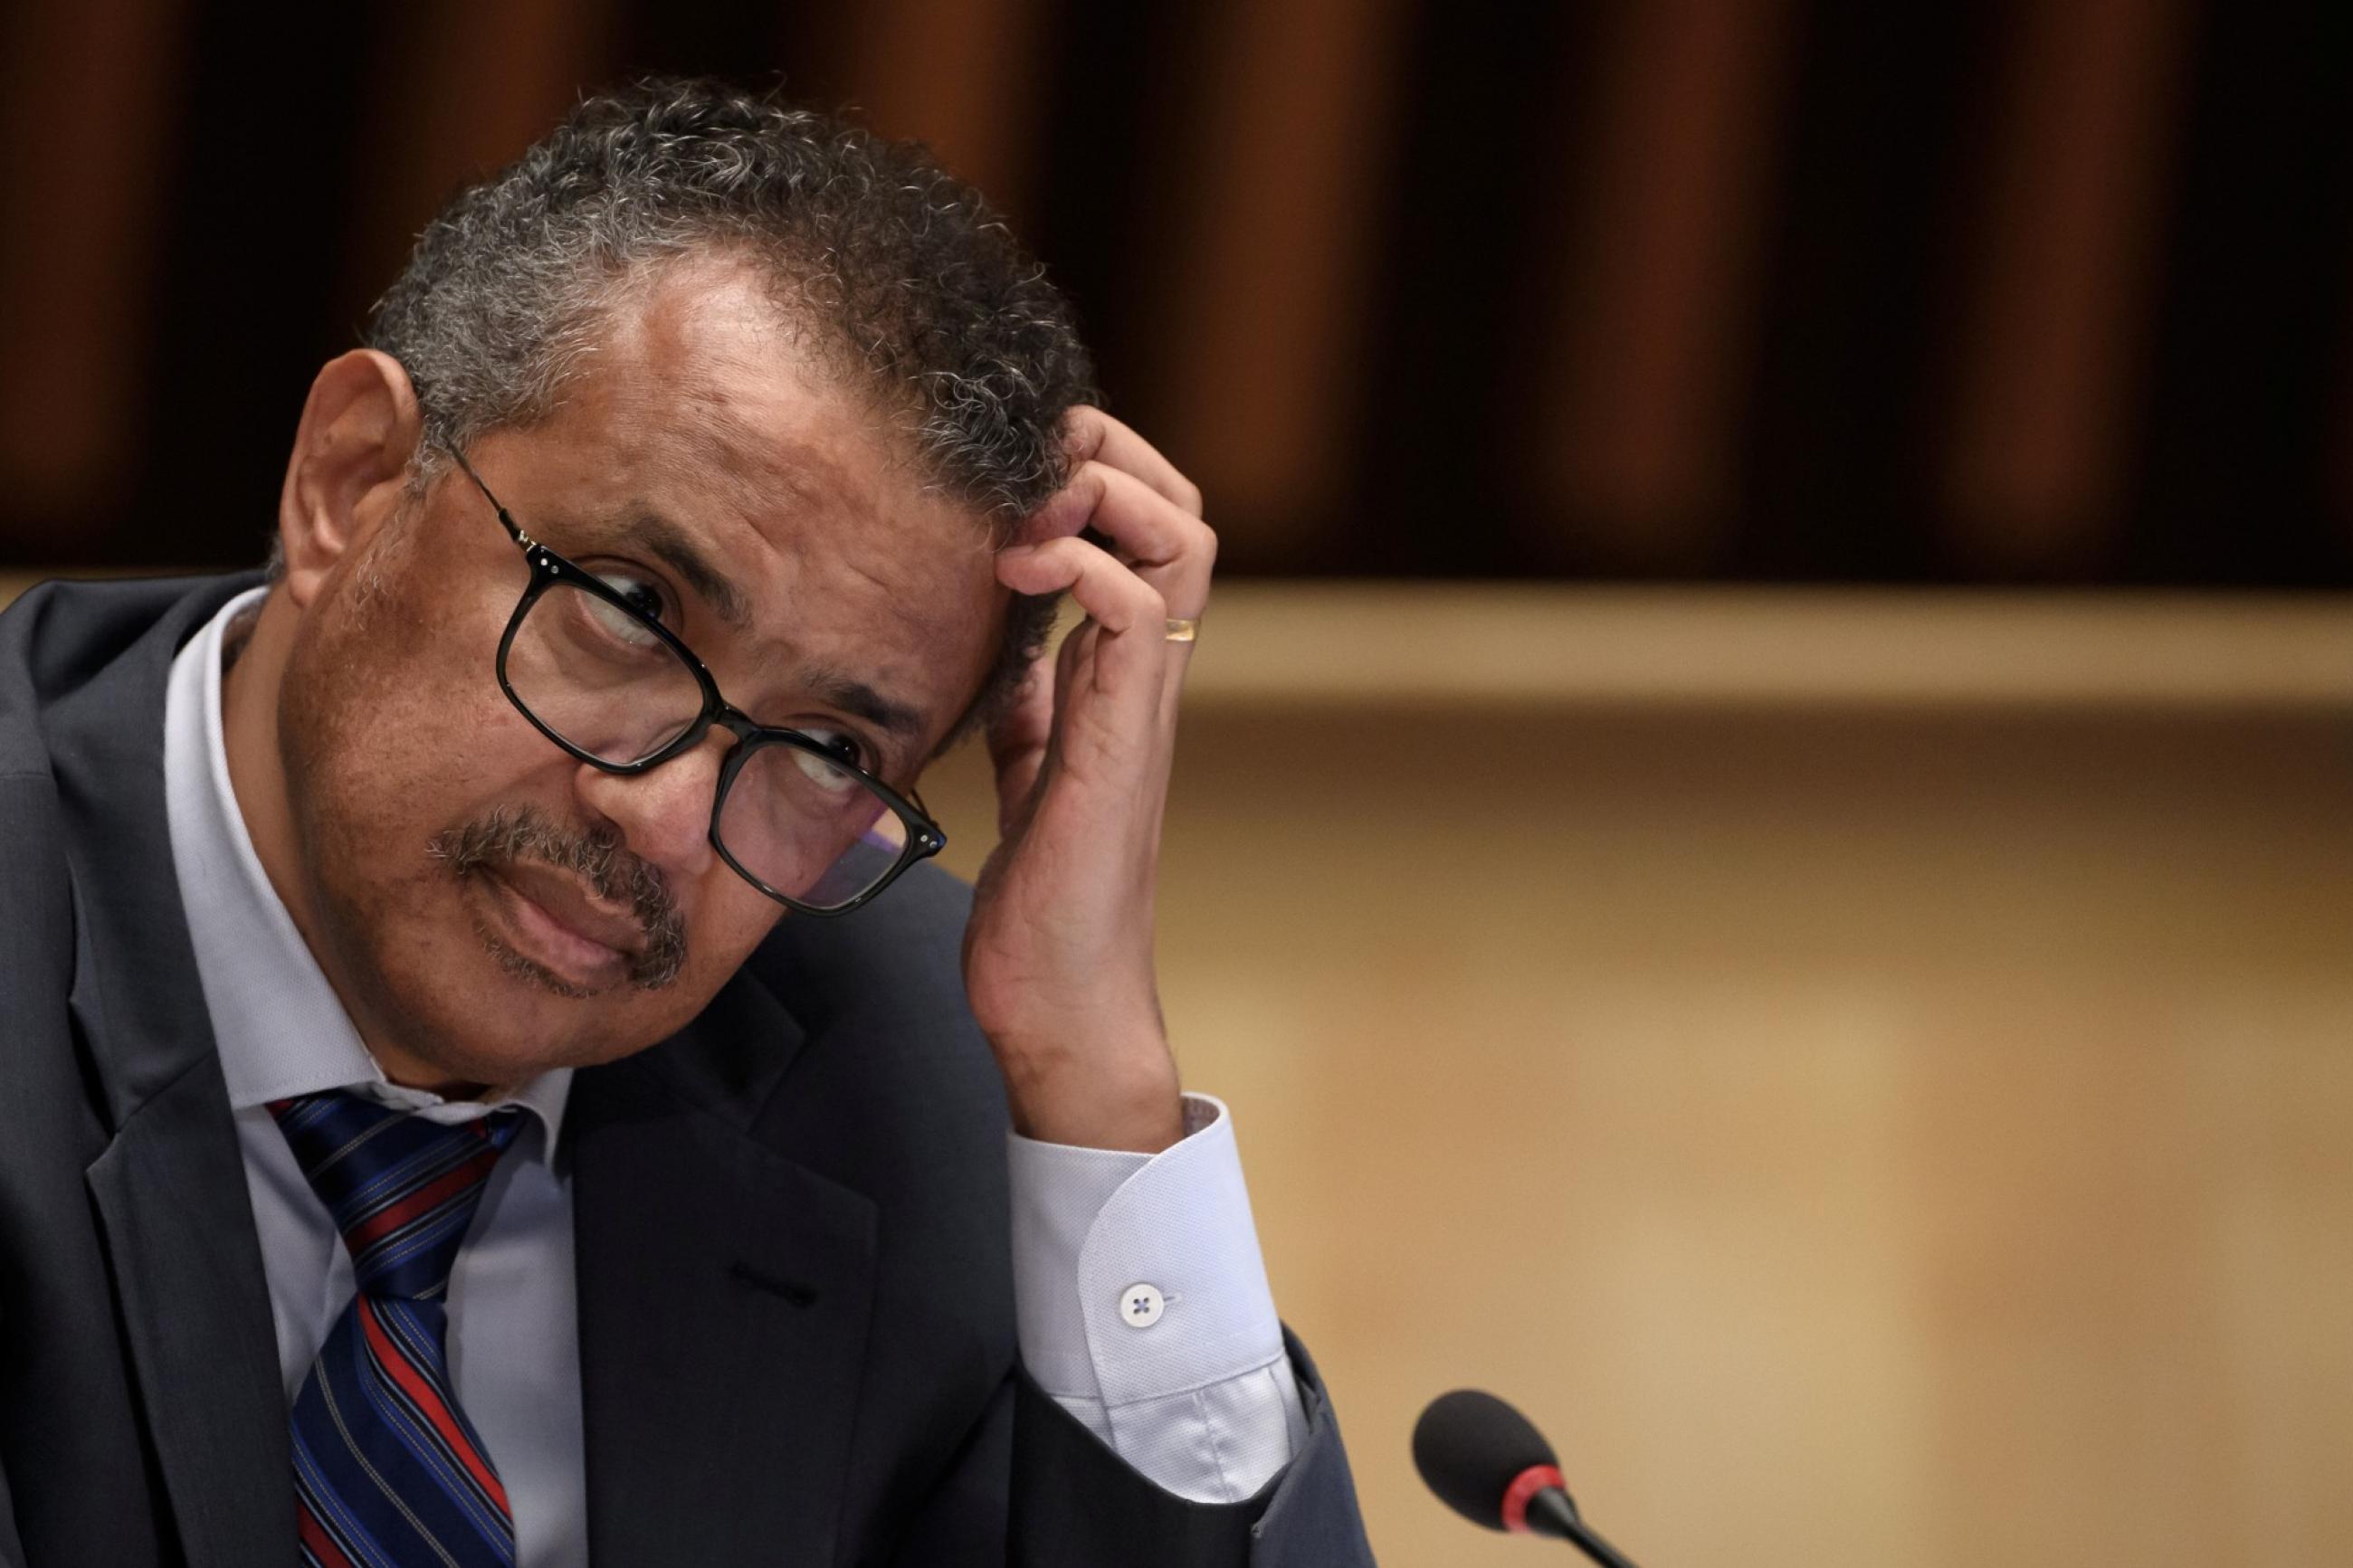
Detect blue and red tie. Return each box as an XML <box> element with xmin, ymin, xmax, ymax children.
<box><xmin>270</xmin><ymin>1089</ymin><xmax>524</xmax><ymax>1568</ymax></box>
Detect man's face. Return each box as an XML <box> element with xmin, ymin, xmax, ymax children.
<box><xmin>278</xmin><ymin>258</ymin><xmax>1006</xmax><ymax>1086</ymax></box>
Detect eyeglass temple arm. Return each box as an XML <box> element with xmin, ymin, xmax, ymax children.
<box><xmin>437</xmin><ymin>441</ymin><xmax>532</xmax><ymax>548</ymax></box>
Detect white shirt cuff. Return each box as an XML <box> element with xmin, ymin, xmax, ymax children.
<box><xmin>1007</xmin><ymin>1093</ymin><xmax>1303</xmax><ymax>1501</ymax></box>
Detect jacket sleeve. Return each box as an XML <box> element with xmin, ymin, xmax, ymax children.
<box><xmin>886</xmin><ymin>1331</ymin><xmax>1376</xmax><ymax>1568</ymax></box>
<box><xmin>1008</xmin><ymin>1329</ymin><xmax>1375</xmax><ymax>1568</ymax></box>
<box><xmin>0</xmin><ymin>1437</ymin><xmax>24</xmax><ymax>1567</ymax></box>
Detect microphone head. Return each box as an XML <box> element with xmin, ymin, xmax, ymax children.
<box><xmin>1413</xmin><ymin>1389</ymin><xmax>1573</xmax><ymax>1532</ymax></box>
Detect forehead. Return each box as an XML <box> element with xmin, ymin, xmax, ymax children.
<box><xmin>488</xmin><ymin>254</ymin><xmax>1005</xmax><ymax>737</ymax></box>
<box><xmin>586</xmin><ymin>257</ymin><xmax>893</xmax><ymax>497</ymax></box>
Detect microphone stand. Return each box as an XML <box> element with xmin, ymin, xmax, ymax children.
<box><xmin>1527</xmin><ymin>1489</ymin><xmax>1643</xmax><ymax>1568</ymax></box>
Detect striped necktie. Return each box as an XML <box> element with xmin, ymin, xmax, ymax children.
<box><xmin>270</xmin><ymin>1088</ymin><xmax>524</xmax><ymax>1568</ymax></box>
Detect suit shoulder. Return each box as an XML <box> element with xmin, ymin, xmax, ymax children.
<box><xmin>737</xmin><ymin>860</ymin><xmax>1002</xmax><ymax>1146</ymax></box>
<box><xmin>739</xmin><ymin>862</ymin><xmax>977</xmax><ymax>1045</ymax></box>
<box><xmin>0</xmin><ymin>573</ymin><xmax>261</xmax><ymax>758</ymax></box>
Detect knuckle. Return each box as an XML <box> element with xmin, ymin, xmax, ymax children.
<box><xmin>1079</xmin><ymin>463</ymin><xmax>1114</xmax><ymax>512</ymax></box>
<box><xmin>1091</xmin><ymin>464</ymin><xmax>1143</xmax><ymax>518</ymax></box>
<box><xmin>1062</xmin><ymin>404</ymin><xmax>1106</xmax><ymax>455</ymax></box>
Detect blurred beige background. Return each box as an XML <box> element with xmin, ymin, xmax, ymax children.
<box><xmin>913</xmin><ymin>584</ymin><xmax>2353</xmax><ymax>1566</ymax></box>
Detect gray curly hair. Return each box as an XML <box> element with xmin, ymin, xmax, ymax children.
<box><xmin>334</xmin><ymin>77</ymin><xmax>1098</xmax><ymax>740</ymax></box>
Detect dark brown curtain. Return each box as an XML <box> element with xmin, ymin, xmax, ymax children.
<box><xmin>4</xmin><ymin>0</ymin><xmax>2349</xmax><ymax>585</ymax></box>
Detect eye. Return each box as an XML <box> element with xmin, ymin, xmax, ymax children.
<box><xmin>582</xmin><ymin>566</ymin><xmax>676</xmax><ymax>646</ymax></box>
<box><xmin>799</xmin><ymin>727</ymin><xmax>867</xmax><ymax>767</ymax></box>
<box><xmin>791</xmin><ymin>727</ymin><xmax>869</xmax><ymax>793</ymax></box>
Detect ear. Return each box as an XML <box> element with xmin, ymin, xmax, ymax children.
<box><xmin>275</xmin><ymin>349</ymin><xmax>423</xmax><ymax>608</ymax></box>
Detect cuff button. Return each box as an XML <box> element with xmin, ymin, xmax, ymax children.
<box><xmin>1119</xmin><ymin>1283</ymin><xmax>1166</xmax><ymax>1328</ymax></box>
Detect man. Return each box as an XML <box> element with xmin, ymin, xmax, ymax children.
<box><xmin>0</xmin><ymin>81</ymin><xmax>1374</xmax><ymax>1566</ymax></box>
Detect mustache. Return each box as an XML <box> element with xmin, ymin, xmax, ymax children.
<box><xmin>428</xmin><ymin>805</ymin><xmax>688</xmax><ymax>992</ymax></box>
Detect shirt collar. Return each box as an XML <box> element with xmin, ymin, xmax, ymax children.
<box><xmin>161</xmin><ymin>585</ymin><xmax>572</xmax><ymax>1152</ymax></box>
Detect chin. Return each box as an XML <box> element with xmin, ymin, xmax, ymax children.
<box><xmin>412</xmin><ymin>980</ymin><xmax>660</xmax><ymax>1086</ymax></box>
<box><xmin>366</xmin><ymin>912</ymin><xmax>671</xmax><ymax>1088</ymax></box>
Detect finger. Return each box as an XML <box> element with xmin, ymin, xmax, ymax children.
<box><xmin>1018</xmin><ymin>461</ymin><xmax>1216</xmax><ymax>618</ymax></box>
<box><xmin>995</xmin><ymin>537</ymin><xmax>1170</xmax><ymax>717</ymax></box>
<box><xmin>984</xmin><ymin>656</ymin><xmax>1055</xmax><ymax>832</ymax></box>
<box><xmin>1061</xmin><ymin>406</ymin><xmax>1204</xmax><ymax>517</ymax></box>
<box><xmin>1053</xmin><ymin>618</ymin><xmax>1091</xmax><ymax>727</ymax></box>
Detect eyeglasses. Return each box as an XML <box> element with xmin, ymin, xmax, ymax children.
<box><xmin>442</xmin><ymin>443</ymin><xmax>946</xmax><ymax>917</ymax></box>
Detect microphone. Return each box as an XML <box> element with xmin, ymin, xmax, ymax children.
<box><xmin>1412</xmin><ymin>1390</ymin><xmax>1643</xmax><ymax>1567</ymax></box>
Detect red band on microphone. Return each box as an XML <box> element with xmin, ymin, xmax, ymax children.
<box><xmin>1500</xmin><ymin>1464</ymin><xmax>1566</xmax><ymax>1534</ymax></box>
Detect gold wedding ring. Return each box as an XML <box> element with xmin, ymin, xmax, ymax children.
<box><xmin>1163</xmin><ymin>618</ymin><xmax>1200</xmax><ymax>643</ymax></box>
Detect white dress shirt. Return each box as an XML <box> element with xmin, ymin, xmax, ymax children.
<box><xmin>161</xmin><ymin>587</ymin><xmax>1301</xmax><ymax>1565</ymax></box>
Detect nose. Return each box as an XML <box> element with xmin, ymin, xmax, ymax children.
<box><xmin>571</xmin><ymin>730</ymin><xmax>731</xmax><ymax>881</ymax></box>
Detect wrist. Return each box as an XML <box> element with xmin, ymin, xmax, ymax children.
<box><xmin>994</xmin><ymin>1030</ymin><xmax>1184</xmax><ymax>1154</ymax></box>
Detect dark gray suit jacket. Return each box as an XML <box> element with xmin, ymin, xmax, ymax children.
<box><xmin>0</xmin><ymin>574</ymin><xmax>1376</xmax><ymax>1567</ymax></box>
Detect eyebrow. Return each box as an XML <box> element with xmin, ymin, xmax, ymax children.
<box><xmin>585</xmin><ymin>508</ymin><xmax>929</xmax><ymax>744</ymax></box>
<box><xmin>623</xmin><ymin>508</ymin><xmax>753</xmax><ymax>632</ymax></box>
<box><xmin>804</xmin><ymin>663</ymin><xmax>927</xmax><ymax>739</ymax></box>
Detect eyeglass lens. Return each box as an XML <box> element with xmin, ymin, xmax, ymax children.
<box><xmin>503</xmin><ymin>576</ymin><xmax>906</xmax><ymax>910</ymax></box>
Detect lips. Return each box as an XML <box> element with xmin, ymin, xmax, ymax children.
<box><xmin>478</xmin><ymin>860</ymin><xmax>646</xmax><ymax>989</ymax></box>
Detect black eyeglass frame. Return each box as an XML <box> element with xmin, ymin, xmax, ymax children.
<box><xmin>440</xmin><ymin>442</ymin><xmax>947</xmax><ymax>917</ymax></box>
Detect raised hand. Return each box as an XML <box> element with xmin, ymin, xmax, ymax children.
<box><xmin>961</xmin><ymin>408</ymin><xmax>1212</xmax><ymax>1153</ymax></box>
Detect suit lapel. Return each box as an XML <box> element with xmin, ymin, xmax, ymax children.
<box><xmin>573</xmin><ymin>975</ymin><xmax>880</xmax><ymax>1568</ymax></box>
<box><xmin>46</xmin><ymin>575</ymin><xmax>292</xmax><ymax>1567</ymax></box>
<box><xmin>85</xmin><ymin>1067</ymin><xmax>293</xmax><ymax>1567</ymax></box>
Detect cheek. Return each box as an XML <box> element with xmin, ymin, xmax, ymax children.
<box><xmin>283</xmin><ymin>574</ymin><xmax>551</xmax><ymax>879</ymax></box>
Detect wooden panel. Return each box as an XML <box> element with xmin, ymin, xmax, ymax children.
<box><xmin>1140</xmin><ymin>0</ymin><xmax>1409</xmax><ymax>549</ymax></box>
<box><xmin>1533</xmin><ymin>0</ymin><xmax>1796</xmax><ymax>568</ymax></box>
<box><xmin>338</xmin><ymin>0</ymin><xmax>614</xmax><ymax>322</ymax></box>
<box><xmin>0</xmin><ymin>0</ymin><xmax>186</xmax><ymax>530</ymax></box>
<box><xmin>1941</xmin><ymin>0</ymin><xmax>2191</xmax><ymax>571</ymax></box>
<box><xmin>839</xmin><ymin>0</ymin><xmax>1052</xmax><ymax>222</ymax></box>
<box><xmin>1175</xmin><ymin>584</ymin><xmax>2353</xmax><ymax>709</ymax></box>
